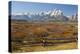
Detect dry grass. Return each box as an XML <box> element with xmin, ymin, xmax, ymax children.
<box><xmin>12</xmin><ymin>42</ymin><xmax>77</xmax><ymax>53</ymax></box>
<box><xmin>11</xmin><ymin>21</ymin><xmax>78</xmax><ymax>52</ymax></box>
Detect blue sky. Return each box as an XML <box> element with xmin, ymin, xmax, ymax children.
<box><xmin>11</xmin><ymin>1</ymin><xmax>78</xmax><ymax>16</ymax></box>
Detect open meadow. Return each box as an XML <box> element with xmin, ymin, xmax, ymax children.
<box><xmin>11</xmin><ymin>21</ymin><xmax>78</xmax><ymax>52</ymax></box>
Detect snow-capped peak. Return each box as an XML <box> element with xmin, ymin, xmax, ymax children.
<box><xmin>50</xmin><ymin>9</ymin><xmax>63</xmax><ymax>17</ymax></box>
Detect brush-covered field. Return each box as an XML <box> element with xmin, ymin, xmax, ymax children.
<box><xmin>11</xmin><ymin>21</ymin><xmax>78</xmax><ymax>52</ymax></box>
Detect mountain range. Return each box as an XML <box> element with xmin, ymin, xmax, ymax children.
<box><xmin>11</xmin><ymin>9</ymin><xmax>77</xmax><ymax>22</ymax></box>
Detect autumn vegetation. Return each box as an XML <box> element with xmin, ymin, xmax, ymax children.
<box><xmin>11</xmin><ymin>20</ymin><xmax>78</xmax><ymax>52</ymax></box>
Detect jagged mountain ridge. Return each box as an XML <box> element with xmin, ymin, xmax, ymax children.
<box><xmin>11</xmin><ymin>9</ymin><xmax>77</xmax><ymax>22</ymax></box>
